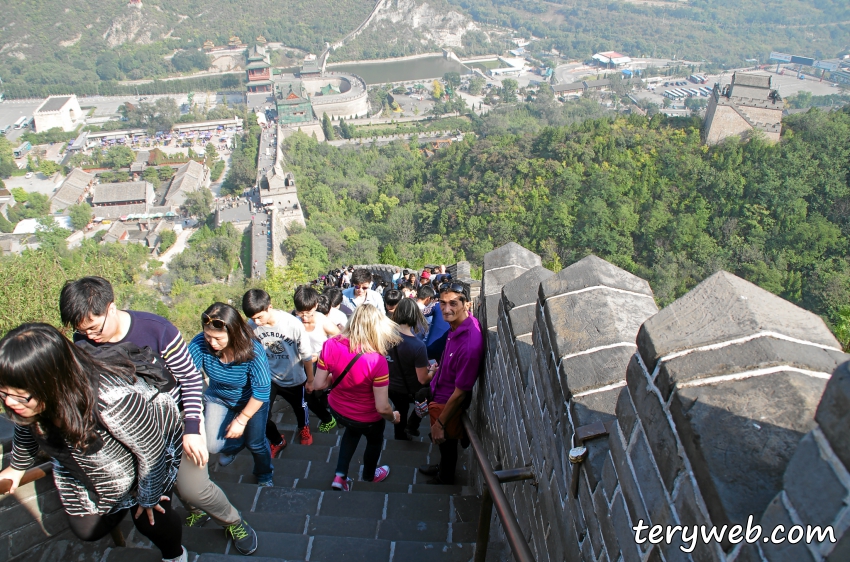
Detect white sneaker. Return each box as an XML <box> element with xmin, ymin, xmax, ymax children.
<box><xmin>162</xmin><ymin>546</ymin><xmax>187</xmax><ymax>562</ymax></box>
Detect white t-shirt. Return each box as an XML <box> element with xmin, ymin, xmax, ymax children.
<box><xmin>304</xmin><ymin>311</ymin><xmax>331</xmax><ymax>357</ymax></box>
<box><xmin>250</xmin><ymin>310</ymin><xmax>312</xmax><ymax>387</ymax></box>
<box><xmin>328</xmin><ymin>307</ymin><xmax>348</xmax><ymax>329</ymax></box>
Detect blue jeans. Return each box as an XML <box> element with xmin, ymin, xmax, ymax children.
<box><xmin>204</xmin><ymin>396</ymin><xmax>273</xmax><ymax>480</ymax></box>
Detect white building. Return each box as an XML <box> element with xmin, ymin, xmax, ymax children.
<box><xmin>592</xmin><ymin>51</ymin><xmax>632</xmax><ymax>67</ymax></box>
<box><xmin>33</xmin><ymin>95</ymin><xmax>83</xmax><ymax>132</ymax></box>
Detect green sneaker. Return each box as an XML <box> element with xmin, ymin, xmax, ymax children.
<box><xmin>318</xmin><ymin>418</ymin><xmax>337</xmax><ymax>433</ymax></box>
<box><xmin>185</xmin><ymin>512</ymin><xmax>211</xmax><ymax>528</ymax></box>
<box><xmin>225</xmin><ymin>518</ymin><xmax>258</xmax><ymax>556</ymax></box>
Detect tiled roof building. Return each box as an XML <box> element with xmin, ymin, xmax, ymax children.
<box><xmin>50</xmin><ymin>168</ymin><xmax>95</xmax><ymax>213</ymax></box>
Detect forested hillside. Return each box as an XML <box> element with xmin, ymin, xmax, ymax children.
<box><xmin>1</xmin><ymin>100</ymin><xmax>848</xmax><ymax>348</ymax></box>
<box><xmin>281</xmin><ymin>102</ymin><xmax>850</xmax><ymax>346</ymax></box>
<box><xmin>0</xmin><ymin>0</ymin><xmax>372</xmax><ymax>97</ymax></box>
<box><xmin>336</xmin><ymin>0</ymin><xmax>850</xmax><ymax>65</ymax></box>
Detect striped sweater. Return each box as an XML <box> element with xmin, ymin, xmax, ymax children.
<box><xmin>188</xmin><ymin>334</ymin><xmax>271</xmax><ymax>407</ymax></box>
<box><xmin>10</xmin><ymin>372</ymin><xmax>183</xmax><ymax>515</ymax></box>
<box><xmin>75</xmin><ymin>311</ymin><xmax>204</xmax><ymax>434</ymax></box>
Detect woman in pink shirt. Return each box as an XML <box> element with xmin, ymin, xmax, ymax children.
<box><xmin>314</xmin><ymin>305</ymin><xmax>401</xmax><ymax>491</ymax></box>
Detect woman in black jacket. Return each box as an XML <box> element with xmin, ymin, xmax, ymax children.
<box><xmin>388</xmin><ymin>298</ymin><xmax>438</xmax><ymax>440</ymax></box>
<box><xmin>0</xmin><ymin>324</ymin><xmax>186</xmax><ymax>562</ymax></box>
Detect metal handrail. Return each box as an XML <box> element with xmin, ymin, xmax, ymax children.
<box><xmin>462</xmin><ymin>412</ymin><xmax>536</xmax><ymax>562</ymax></box>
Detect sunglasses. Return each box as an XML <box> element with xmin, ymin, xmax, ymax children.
<box><xmin>438</xmin><ymin>282</ymin><xmax>466</xmax><ymax>295</ymax></box>
<box><xmin>202</xmin><ymin>312</ymin><xmax>227</xmax><ymax>330</ymax></box>
<box><xmin>0</xmin><ymin>390</ymin><xmax>33</xmax><ymax>405</ymax></box>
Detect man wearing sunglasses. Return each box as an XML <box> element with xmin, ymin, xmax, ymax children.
<box><xmin>419</xmin><ymin>281</ymin><xmax>484</xmax><ymax>485</ymax></box>
<box><xmin>60</xmin><ymin>277</ymin><xmax>259</xmax><ymax>555</ymax></box>
<box><xmin>340</xmin><ymin>268</ymin><xmax>386</xmax><ymax>315</ymax></box>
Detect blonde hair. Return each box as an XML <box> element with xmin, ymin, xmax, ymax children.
<box><xmin>343</xmin><ymin>304</ymin><xmax>401</xmax><ymax>355</ymax></box>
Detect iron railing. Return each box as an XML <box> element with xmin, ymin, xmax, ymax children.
<box><xmin>462</xmin><ymin>412</ymin><xmax>537</xmax><ymax>562</ymax></box>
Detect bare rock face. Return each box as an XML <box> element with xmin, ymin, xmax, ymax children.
<box><xmin>103</xmin><ymin>6</ymin><xmax>161</xmax><ymax>47</ymax></box>
<box><xmin>372</xmin><ymin>0</ymin><xmax>479</xmax><ymax>47</ymax></box>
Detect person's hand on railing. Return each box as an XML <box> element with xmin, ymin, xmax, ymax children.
<box><xmin>0</xmin><ymin>466</ymin><xmax>26</xmax><ymax>495</ymax></box>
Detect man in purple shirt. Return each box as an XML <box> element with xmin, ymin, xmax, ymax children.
<box><xmin>419</xmin><ymin>282</ymin><xmax>483</xmax><ymax>485</ymax></box>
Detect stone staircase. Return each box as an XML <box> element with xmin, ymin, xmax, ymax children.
<box><xmin>24</xmin><ymin>403</ymin><xmax>482</xmax><ymax>562</ymax></box>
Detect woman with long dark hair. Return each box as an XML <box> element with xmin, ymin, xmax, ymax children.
<box><xmin>0</xmin><ymin>324</ymin><xmax>186</xmax><ymax>562</ymax></box>
<box><xmin>388</xmin><ymin>298</ymin><xmax>437</xmax><ymax>440</ymax></box>
<box><xmin>313</xmin><ymin>305</ymin><xmax>401</xmax><ymax>491</ymax></box>
<box><xmin>187</xmin><ymin>303</ymin><xmax>273</xmax><ymax>486</ymax></box>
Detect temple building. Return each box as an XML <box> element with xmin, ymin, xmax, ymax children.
<box><xmin>274</xmin><ymin>80</ymin><xmax>314</xmax><ymax>125</ymax></box>
<box><xmin>703</xmin><ymin>72</ymin><xmax>783</xmax><ymax>145</ymax></box>
<box><xmin>300</xmin><ymin>54</ymin><xmax>321</xmax><ymax>76</ymax></box>
<box><xmin>245</xmin><ymin>44</ymin><xmax>272</xmax><ymax>93</ymax></box>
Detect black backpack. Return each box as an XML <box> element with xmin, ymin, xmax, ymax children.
<box><xmin>76</xmin><ymin>340</ymin><xmax>178</xmax><ymax>394</ymax></box>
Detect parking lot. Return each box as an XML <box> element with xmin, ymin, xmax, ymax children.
<box><xmin>633</xmin><ymin>69</ymin><xmax>843</xmax><ymax>109</ymax></box>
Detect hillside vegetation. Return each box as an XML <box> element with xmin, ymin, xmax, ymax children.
<box><xmin>338</xmin><ymin>0</ymin><xmax>850</xmax><ymax>69</ymax></box>
<box><xmin>1</xmin><ymin>100</ymin><xmax>848</xmax><ymax>348</ymax></box>
<box><xmin>280</xmin><ymin>102</ymin><xmax>850</xmax><ymax>346</ymax></box>
<box><xmin>0</xmin><ymin>0</ymin><xmax>373</xmax><ymax>98</ymax></box>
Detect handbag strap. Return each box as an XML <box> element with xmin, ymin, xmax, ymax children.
<box><xmin>330</xmin><ymin>353</ymin><xmax>363</xmax><ymax>391</ymax></box>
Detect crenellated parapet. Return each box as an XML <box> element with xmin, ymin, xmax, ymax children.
<box><xmin>471</xmin><ymin>242</ymin><xmax>850</xmax><ymax>562</ymax></box>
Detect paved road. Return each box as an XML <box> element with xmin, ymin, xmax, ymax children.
<box><xmin>249</xmin><ymin>211</ymin><xmax>271</xmax><ymax>278</ymax></box>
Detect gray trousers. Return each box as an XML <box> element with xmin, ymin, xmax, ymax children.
<box><xmin>175</xmin><ymin>450</ymin><xmax>241</xmax><ymax>527</ymax></box>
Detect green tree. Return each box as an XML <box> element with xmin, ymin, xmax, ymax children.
<box><xmin>468</xmin><ymin>76</ymin><xmax>485</xmax><ymax>96</ymax></box>
<box><xmin>68</xmin><ymin>202</ymin><xmax>93</xmax><ymax>231</ymax></box>
<box><xmin>159</xmin><ymin>229</ymin><xmax>177</xmax><ymax>252</ymax></box>
<box><xmin>205</xmin><ymin>142</ymin><xmax>219</xmax><ymax>163</ymax></box>
<box><xmin>322</xmin><ymin>112</ymin><xmax>335</xmax><ymax>141</ymax></box>
<box><xmin>501</xmin><ymin>79</ymin><xmax>518</xmax><ymax>103</ymax></box>
<box><xmin>444</xmin><ymin>72</ymin><xmax>461</xmax><ymax>90</ymax></box>
<box><xmin>34</xmin><ymin>217</ymin><xmax>70</xmax><ymax>253</ymax></box>
<box><xmin>106</xmin><ymin>146</ymin><xmax>135</xmax><ymax>169</ymax></box>
<box><xmin>184</xmin><ymin>187</ymin><xmax>214</xmax><ymax>218</ymax></box>
<box><xmin>379</xmin><ymin>243</ymin><xmax>400</xmax><ymax>265</ymax></box>
<box><xmin>143</xmin><ymin>166</ymin><xmax>162</xmax><ymax>189</ymax></box>
<box><xmin>0</xmin><ymin>213</ymin><xmax>14</xmax><ymax>233</ymax></box>
<box><xmin>39</xmin><ymin>159</ymin><xmax>61</xmax><ymax>176</ymax></box>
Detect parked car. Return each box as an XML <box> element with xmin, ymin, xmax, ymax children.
<box><xmin>24</xmin><ymin>172</ymin><xmax>33</xmax><ymax>179</ymax></box>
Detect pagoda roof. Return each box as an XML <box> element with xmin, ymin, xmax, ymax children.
<box><xmin>245</xmin><ymin>61</ymin><xmax>270</xmax><ymax>70</ymax></box>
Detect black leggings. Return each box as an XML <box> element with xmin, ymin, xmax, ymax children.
<box><xmin>387</xmin><ymin>390</ymin><xmax>424</xmax><ymax>438</ymax></box>
<box><xmin>66</xmin><ymin>490</ymin><xmax>182</xmax><ymax>559</ymax></box>
<box><xmin>266</xmin><ymin>383</ymin><xmax>309</xmax><ymax>444</ymax></box>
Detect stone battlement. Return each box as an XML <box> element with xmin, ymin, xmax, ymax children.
<box><xmin>469</xmin><ymin>242</ymin><xmax>849</xmax><ymax>562</ymax></box>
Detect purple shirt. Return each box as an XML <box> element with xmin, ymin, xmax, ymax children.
<box><xmin>430</xmin><ymin>314</ymin><xmax>484</xmax><ymax>403</ymax></box>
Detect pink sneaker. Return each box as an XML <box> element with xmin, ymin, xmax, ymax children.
<box><xmin>371</xmin><ymin>465</ymin><xmax>391</xmax><ymax>483</ymax></box>
<box><xmin>332</xmin><ymin>475</ymin><xmax>353</xmax><ymax>491</ymax></box>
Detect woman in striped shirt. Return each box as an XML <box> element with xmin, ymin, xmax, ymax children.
<box><xmin>188</xmin><ymin>303</ymin><xmax>273</xmax><ymax>487</ymax></box>
<box><xmin>313</xmin><ymin>305</ymin><xmax>402</xmax><ymax>491</ymax></box>
<box><xmin>0</xmin><ymin>324</ymin><xmax>186</xmax><ymax>562</ymax></box>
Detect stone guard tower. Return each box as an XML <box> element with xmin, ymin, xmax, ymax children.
<box><xmin>703</xmin><ymin>73</ymin><xmax>784</xmax><ymax>145</ymax></box>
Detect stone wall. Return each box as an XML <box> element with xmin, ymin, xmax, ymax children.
<box><xmin>470</xmin><ymin>242</ymin><xmax>850</xmax><ymax>562</ymax></box>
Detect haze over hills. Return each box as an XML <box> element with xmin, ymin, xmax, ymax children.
<box><xmin>1</xmin><ymin>0</ymin><xmax>848</xmax><ymax>98</ymax></box>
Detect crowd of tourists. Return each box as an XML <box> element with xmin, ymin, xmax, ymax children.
<box><xmin>0</xmin><ymin>266</ymin><xmax>483</xmax><ymax>562</ymax></box>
